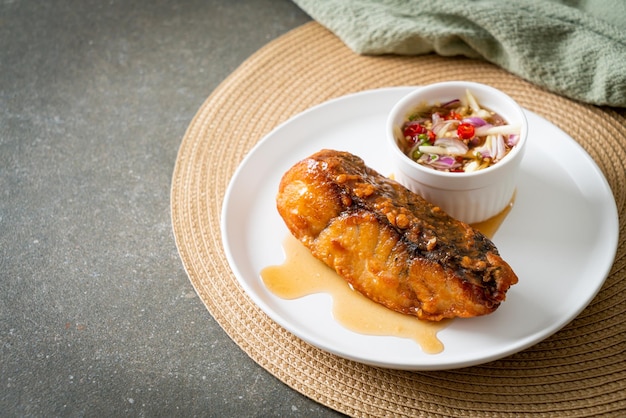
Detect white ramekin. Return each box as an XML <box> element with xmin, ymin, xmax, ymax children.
<box><xmin>387</xmin><ymin>81</ymin><xmax>528</xmax><ymax>224</ymax></box>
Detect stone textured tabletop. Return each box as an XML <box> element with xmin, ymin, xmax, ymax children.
<box><xmin>0</xmin><ymin>1</ymin><xmax>344</xmax><ymax>416</ymax></box>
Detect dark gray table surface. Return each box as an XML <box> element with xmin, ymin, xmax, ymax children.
<box><xmin>1</xmin><ymin>1</ymin><xmax>346</xmax><ymax>416</ymax></box>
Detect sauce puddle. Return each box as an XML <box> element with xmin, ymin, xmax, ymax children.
<box><xmin>471</xmin><ymin>191</ymin><xmax>516</xmax><ymax>239</ymax></box>
<box><xmin>261</xmin><ymin>192</ymin><xmax>515</xmax><ymax>354</ymax></box>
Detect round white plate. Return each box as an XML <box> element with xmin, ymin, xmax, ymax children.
<box><xmin>220</xmin><ymin>87</ymin><xmax>619</xmax><ymax>370</ymax></box>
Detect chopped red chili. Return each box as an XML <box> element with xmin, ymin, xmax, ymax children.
<box><xmin>403</xmin><ymin>123</ymin><xmax>425</xmax><ymax>139</ymax></box>
<box><xmin>457</xmin><ymin>123</ymin><xmax>475</xmax><ymax>140</ymax></box>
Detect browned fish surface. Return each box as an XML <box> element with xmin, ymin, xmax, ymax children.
<box><xmin>276</xmin><ymin>149</ymin><xmax>518</xmax><ymax>321</ymax></box>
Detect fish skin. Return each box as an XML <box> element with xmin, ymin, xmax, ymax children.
<box><xmin>276</xmin><ymin>149</ymin><xmax>518</xmax><ymax>321</ymax></box>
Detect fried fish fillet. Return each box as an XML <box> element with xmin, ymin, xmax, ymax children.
<box><xmin>276</xmin><ymin>149</ymin><xmax>518</xmax><ymax>321</ymax></box>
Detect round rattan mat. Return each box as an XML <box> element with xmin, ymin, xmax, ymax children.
<box><xmin>171</xmin><ymin>22</ymin><xmax>626</xmax><ymax>417</ymax></box>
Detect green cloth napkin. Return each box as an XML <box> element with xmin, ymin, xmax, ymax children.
<box><xmin>293</xmin><ymin>0</ymin><xmax>626</xmax><ymax>107</ymax></box>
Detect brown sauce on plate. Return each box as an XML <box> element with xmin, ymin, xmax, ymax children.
<box><xmin>260</xmin><ymin>193</ymin><xmax>515</xmax><ymax>354</ymax></box>
<box><xmin>471</xmin><ymin>191</ymin><xmax>516</xmax><ymax>239</ymax></box>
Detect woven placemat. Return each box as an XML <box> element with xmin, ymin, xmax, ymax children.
<box><xmin>171</xmin><ymin>22</ymin><xmax>626</xmax><ymax>417</ymax></box>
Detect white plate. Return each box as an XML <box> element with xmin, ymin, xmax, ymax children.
<box><xmin>221</xmin><ymin>87</ymin><xmax>619</xmax><ymax>370</ymax></box>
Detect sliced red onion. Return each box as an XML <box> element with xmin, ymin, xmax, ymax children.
<box><xmin>441</xmin><ymin>99</ymin><xmax>461</xmax><ymax>108</ymax></box>
<box><xmin>507</xmin><ymin>134</ymin><xmax>519</xmax><ymax>147</ymax></box>
<box><xmin>432</xmin><ymin>119</ymin><xmax>459</xmax><ymax>137</ymax></box>
<box><xmin>439</xmin><ymin>156</ymin><xmax>456</xmax><ymax>165</ymax></box>
<box><xmin>462</xmin><ymin>117</ymin><xmax>488</xmax><ymax>127</ymax></box>
<box><xmin>434</xmin><ymin>137</ymin><xmax>468</xmax><ymax>155</ymax></box>
<box><xmin>427</xmin><ymin>155</ymin><xmax>459</xmax><ymax>170</ymax></box>
<box><xmin>472</xmin><ymin>124</ymin><xmax>493</xmax><ymax>137</ymax></box>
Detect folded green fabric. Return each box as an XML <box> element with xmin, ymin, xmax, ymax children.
<box><xmin>293</xmin><ymin>0</ymin><xmax>626</xmax><ymax>107</ymax></box>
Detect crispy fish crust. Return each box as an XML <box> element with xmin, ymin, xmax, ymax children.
<box><xmin>276</xmin><ymin>149</ymin><xmax>518</xmax><ymax>321</ymax></box>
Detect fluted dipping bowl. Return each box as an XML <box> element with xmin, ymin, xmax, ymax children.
<box><xmin>387</xmin><ymin>82</ymin><xmax>528</xmax><ymax>224</ymax></box>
